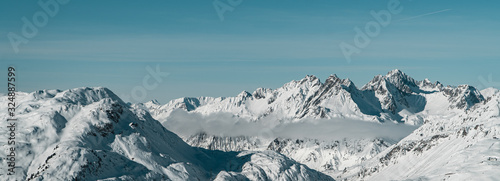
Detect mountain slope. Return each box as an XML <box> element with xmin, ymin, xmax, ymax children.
<box><xmin>184</xmin><ymin>132</ymin><xmax>395</xmax><ymax>178</ymax></box>
<box><xmin>343</xmin><ymin>88</ymin><xmax>500</xmax><ymax>180</ymax></box>
<box><xmin>0</xmin><ymin>87</ymin><xmax>333</xmax><ymax>180</ymax></box>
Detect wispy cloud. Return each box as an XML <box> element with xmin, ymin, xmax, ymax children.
<box><xmin>396</xmin><ymin>9</ymin><xmax>452</xmax><ymax>22</ymax></box>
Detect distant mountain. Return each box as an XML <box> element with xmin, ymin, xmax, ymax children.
<box><xmin>0</xmin><ymin>87</ymin><xmax>332</xmax><ymax>180</ymax></box>
<box><xmin>141</xmin><ymin>69</ymin><xmax>484</xmax><ymax>125</ymax></box>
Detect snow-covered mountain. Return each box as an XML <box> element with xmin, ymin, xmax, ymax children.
<box><xmin>2</xmin><ymin>69</ymin><xmax>497</xmax><ymax>180</ymax></box>
<box><xmin>142</xmin><ymin>69</ymin><xmax>484</xmax><ymax>125</ymax></box>
<box><xmin>136</xmin><ymin>69</ymin><xmax>490</xmax><ymax>179</ymax></box>
<box><xmin>0</xmin><ymin>87</ymin><xmax>333</xmax><ymax>180</ymax></box>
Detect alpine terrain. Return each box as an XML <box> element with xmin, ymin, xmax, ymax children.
<box><xmin>1</xmin><ymin>69</ymin><xmax>498</xmax><ymax>180</ymax></box>
<box><xmin>0</xmin><ymin>87</ymin><xmax>332</xmax><ymax>180</ymax></box>
<box><xmin>137</xmin><ymin>69</ymin><xmax>499</xmax><ymax>180</ymax></box>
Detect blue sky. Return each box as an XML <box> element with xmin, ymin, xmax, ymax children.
<box><xmin>1</xmin><ymin>0</ymin><xmax>499</xmax><ymax>103</ymax></box>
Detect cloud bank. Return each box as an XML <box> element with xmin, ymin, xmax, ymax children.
<box><xmin>163</xmin><ymin>109</ymin><xmax>418</xmax><ymax>141</ymax></box>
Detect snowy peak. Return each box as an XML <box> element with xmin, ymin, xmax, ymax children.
<box><xmin>9</xmin><ymin>87</ymin><xmax>199</xmax><ymax>180</ymax></box>
<box><xmin>56</xmin><ymin>87</ymin><xmax>125</xmax><ymax>106</ymax></box>
<box><xmin>360</xmin><ymin>69</ymin><xmax>483</xmax><ymax>114</ymax></box>
<box><xmin>237</xmin><ymin>91</ymin><xmax>252</xmax><ymax>99</ymax></box>
<box><xmin>363</xmin><ymin>69</ymin><xmax>419</xmax><ymax>94</ymax></box>
<box><xmin>386</xmin><ymin>69</ymin><xmax>409</xmax><ymax>79</ymax></box>
<box><xmin>301</xmin><ymin>74</ymin><xmax>320</xmax><ymax>85</ymax></box>
<box><xmin>148</xmin><ymin>99</ymin><xmax>161</xmax><ymax>105</ymax></box>
<box><xmin>384</xmin><ymin>69</ymin><xmax>419</xmax><ymax>93</ymax></box>
<box><xmin>30</xmin><ymin>89</ymin><xmax>62</xmax><ymax>100</ymax></box>
<box><xmin>326</xmin><ymin>74</ymin><xmax>349</xmax><ymax>86</ymax></box>
<box><xmin>361</xmin><ymin>70</ymin><xmax>424</xmax><ymax>114</ymax></box>
<box><xmin>252</xmin><ymin>87</ymin><xmax>273</xmax><ymax>99</ymax></box>
<box><xmin>442</xmin><ymin>85</ymin><xmax>484</xmax><ymax>109</ymax></box>
<box><xmin>388</xmin><ymin>68</ymin><xmax>403</xmax><ymax>75</ymax></box>
<box><xmin>325</xmin><ymin>74</ymin><xmax>356</xmax><ymax>92</ymax></box>
<box><xmin>419</xmin><ymin>78</ymin><xmax>442</xmax><ymax>90</ymax></box>
<box><xmin>282</xmin><ymin>74</ymin><xmax>322</xmax><ymax>91</ymax></box>
<box><xmin>363</xmin><ymin>69</ymin><xmax>441</xmax><ymax>93</ymax></box>
<box><xmin>164</xmin><ymin>97</ymin><xmax>203</xmax><ymax>112</ymax></box>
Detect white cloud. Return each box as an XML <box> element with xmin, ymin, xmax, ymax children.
<box><xmin>163</xmin><ymin>109</ymin><xmax>417</xmax><ymax>141</ymax></box>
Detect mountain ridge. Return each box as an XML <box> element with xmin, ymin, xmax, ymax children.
<box><xmin>141</xmin><ymin>69</ymin><xmax>485</xmax><ymax>125</ymax></box>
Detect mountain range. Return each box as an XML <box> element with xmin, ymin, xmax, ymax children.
<box><xmin>1</xmin><ymin>69</ymin><xmax>498</xmax><ymax>180</ymax></box>
<box><xmin>142</xmin><ymin>69</ymin><xmax>483</xmax><ymax>125</ymax></box>
<box><xmin>137</xmin><ymin>69</ymin><xmax>498</xmax><ymax>180</ymax></box>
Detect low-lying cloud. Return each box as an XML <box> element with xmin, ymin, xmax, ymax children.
<box><xmin>163</xmin><ymin>109</ymin><xmax>418</xmax><ymax>141</ymax></box>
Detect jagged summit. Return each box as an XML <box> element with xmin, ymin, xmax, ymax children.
<box><xmin>237</xmin><ymin>90</ymin><xmax>252</xmax><ymax>98</ymax></box>
<box><xmin>28</xmin><ymin>87</ymin><xmax>126</xmax><ymax>106</ymax></box>
<box><xmin>387</xmin><ymin>69</ymin><xmax>404</xmax><ymax>76</ymax></box>
<box><xmin>148</xmin><ymin>99</ymin><xmax>161</xmax><ymax>105</ymax></box>
<box><xmin>303</xmin><ymin>74</ymin><xmax>319</xmax><ymax>81</ymax></box>
<box><xmin>363</xmin><ymin>69</ymin><xmax>419</xmax><ymax>93</ymax></box>
<box><xmin>285</xmin><ymin>74</ymin><xmax>322</xmax><ymax>89</ymax></box>
<box><xmin>30</xmin><ymin>89</ymin><xmax>62</xmax><ymax>100</ymax></box>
